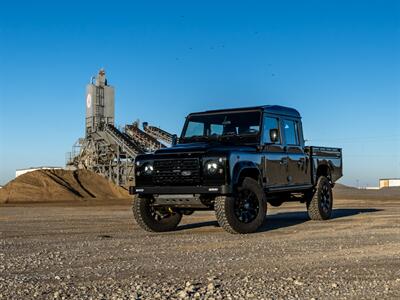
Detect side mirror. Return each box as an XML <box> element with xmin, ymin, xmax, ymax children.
<box><xmin>269</xmin><ymin>129</ymin><xmax>279</xmax><ymax>143</ymax></box>
<box><xmin>171</xmin><ymin>134</ymin><xmax>178</xmax><ymax>146</ymax></box>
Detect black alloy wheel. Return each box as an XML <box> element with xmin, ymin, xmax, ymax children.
<box><xmin>132</xmin><ymin>196</ymin><xmax>182</xmax><ymax>232</ymax></box>
<box><xmin>320</xmin><ymin>182</ymin><xmax>332</xmax><ymax>215</ymax></box>
<box><xmin>307</xmin><ymin>176</ymin><xmax>333</xmax><ymax>220</ymax></box>
<box><xmin>215</xmin><ymin>177</ymin><xmax>267</xmax><ymax>234</ymax></box>
<box><xmin>234</xmin><ymin>189</ymin><xmax>260</xmax><ymax>224</ymax></box>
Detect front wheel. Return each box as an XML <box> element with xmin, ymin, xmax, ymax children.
<box><xmin>215</xmin><ymin>177</ymin><xmax>267</xmax><ymax>234</ymax></box>
<box><xmin>132</xmin><ymin>196</ymin><xmax>182</xmax><ymax>232</ymax></box>
<box><xmin>306</xmin><ymin>176</ymin><xmax>333</xmax><ymax>220</ymax></box>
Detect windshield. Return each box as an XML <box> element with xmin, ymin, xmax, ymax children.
<box><xmin>181</xmin><ymin>110</ymin><xmax>261</xmax><ymax>144</ymax></box>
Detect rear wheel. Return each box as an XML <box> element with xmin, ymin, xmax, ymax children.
<box><xmin>306</xmin><ymin>176</ymin><xmax>333</xmax><ymax>220</ymax></box>
<box><xmin>132</xmin><ymin>196</ymin><xmax>182</xmax><ymax>232</ymax></box>
<box><xmin>215</xmin><ymin>177</ymin><xmax>267</xmax><ymax>234</ymax></box>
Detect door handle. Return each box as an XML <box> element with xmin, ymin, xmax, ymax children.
<box><xmin>297</xmin><ymin>158</ymin><xmax>306</xmax><ymax>169</ymax></box>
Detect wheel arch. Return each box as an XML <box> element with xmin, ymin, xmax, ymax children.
<box><xmin>315</xmin><ymin>163</ymin><xmax>332</xmax><ymax>182</ymax></box>
<box><xmin>231</xmin><ymin>161</ymin><xmax>261</xmax><ymax>187</ymax></box>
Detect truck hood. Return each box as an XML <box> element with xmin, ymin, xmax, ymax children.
<box><xmin>153</xmin><ymin>142</ymin><xmax>256</xmax><ymax>156</ymax></box>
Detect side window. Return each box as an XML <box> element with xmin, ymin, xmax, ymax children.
<box><xmin>282</xmin><ymin>119</ymin><xmax>299</xmax><ymax>145</ymax></box>
<box><xmin>263</xmin><ymin>116</ymin><xmax>280</xmax><ymax>144</ymax></box>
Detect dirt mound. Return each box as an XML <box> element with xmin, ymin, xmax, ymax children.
<box><xmin>334</xmin><ymin>183</ymin><xmax>400</xmax><ymax>200</ymax></box>
<box><xmin>2</xmin><ymin>171</ymin><xmax>398</xmax><ymax>204</ymax></box>
<box><xmin>0</xmin><ymin>169</ymin><xmax>130</xmax><ymax>204</ymax></box>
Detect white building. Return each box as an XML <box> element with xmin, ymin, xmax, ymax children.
<box><xmin>379</xmin><ymin>178</ymin><xmax>400</xmax><ymax>188</ymax></box>
<box><xmin>15</xmin><ymin>167</ymin><xmax>63</xmax><ymax>178</ymax></box>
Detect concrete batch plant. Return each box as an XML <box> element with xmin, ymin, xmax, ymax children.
<box><xmin>67</xmin><ymin>69</ymin><xmax>174</xmax><ymax>187</ymax></box>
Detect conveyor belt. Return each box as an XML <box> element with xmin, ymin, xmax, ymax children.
<box><xmin>105</xmin><ymin>124</ymin><xmax>144</xmax><ymax>156</ymax></box>
<box><xmin>125</xmin><ymin>124</ymin><xmax>165</xmax><ymax>152</ymax></box>
<box><xmin>142</xmin><ymin>122</ymin><xmax>174</xmax><ymax>144</ymax></box>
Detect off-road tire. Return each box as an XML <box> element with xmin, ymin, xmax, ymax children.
<box><xmin>132</xmin><ymin>196</ymin><xmax>182</xmax><ymax>232</ymax></box>
<box><xmin>307</xmin><ymin>176</ymin><xmax>333</xmax><ymax>220</ymax></box>
<box><xmin>215</xmin><ymin>177</ymin><xmax>267</xmax><ymax>234</ymax></box>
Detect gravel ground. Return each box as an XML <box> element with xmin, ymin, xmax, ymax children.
<box><xmin>1</xmin><ymin>198</ymin><xmax>399</xmax><ymax>299</ymax></box>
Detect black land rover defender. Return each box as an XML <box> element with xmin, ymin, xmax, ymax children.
<box><xmin>130</xmin><ymin>105</ymin><xmax>342</xmax><ymax>234</ymax></box>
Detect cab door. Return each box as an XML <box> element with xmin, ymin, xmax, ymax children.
<box><xmin>262</xmin><ymin>115</ymin><xmax>288</xmax><ymax>187</ymax></box>
<box><xmin>282</xmin><ymin>118</ymin><xmax>310</xmax><ymax>185</ymax></box>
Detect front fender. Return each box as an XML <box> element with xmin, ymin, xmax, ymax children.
<box><xmin>231</xmin><ymin>161</ymin><xmax>261</xmax><ymax>187</ymax></box>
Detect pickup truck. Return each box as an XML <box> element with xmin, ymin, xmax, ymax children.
<box><xmin>130</xmin><ymin>105</ymin><xmax>342</xmax><ymax>234</ymax></box>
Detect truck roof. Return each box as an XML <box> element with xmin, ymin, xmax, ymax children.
<box><xmin>189</xmin><ymin>105</ymin><xmax>301</xmax><ymax>118</ymax></box>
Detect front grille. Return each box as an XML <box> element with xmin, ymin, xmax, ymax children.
<box><xmin>153</xmin><ymin>158</ymin><xmax>201</xmax><ymax>186</ymax></box>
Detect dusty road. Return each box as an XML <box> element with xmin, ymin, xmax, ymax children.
<box><xmin>1</xmin><ymin>198</ymin><xmax>399</xmax><ymax>299</ymax></box>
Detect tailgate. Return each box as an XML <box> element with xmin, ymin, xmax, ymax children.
<box><xmin>309</xmin><ymin>146</ymin><xmax>342</xmax><ymax>157</ymax></box>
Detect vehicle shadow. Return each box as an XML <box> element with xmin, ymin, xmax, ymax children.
<box><xmin>257</xmin><ymin>208</ymin><xmax>380</xmax><ymax>232</ymax></box>
<box><xmin>178</xmin><ymin>220</ymin><xmax>219</xmax><ymax>231</ymax></box>
<box><xmin>177</xmin><ymin>208</ymin><xmax>381</xmax><ymax>232</ymax></box>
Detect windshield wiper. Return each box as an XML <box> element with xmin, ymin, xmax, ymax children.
<box><xmin>218</xmin><ymin>133</ymin><xmax>243</xmax><ymax>142</ymax></box>
<box><xmin>183</xmin><ymin>135</ymin><xmax>209</xmax><ymax>142</ymax></box>
<box><xmin>218</xmin><ymin>133</ymin><xmax>260</xmax><ymax>144</ymax></box>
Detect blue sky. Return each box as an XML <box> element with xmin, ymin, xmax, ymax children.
<box><xmin>0</xmin><ymin>0</ymin><xmax>399</xmax><ymax>187</ymax></box>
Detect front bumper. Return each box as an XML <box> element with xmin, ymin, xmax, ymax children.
<box><xmin>129</xmin><ymin>185</ymin><xmax>232</xmax><ymax>195</ymax></box>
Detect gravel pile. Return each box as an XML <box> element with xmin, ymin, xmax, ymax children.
<box><xmin>0</xmin><ymin>169</ymin><xmax>129</xmax><ymax>204</ymax></box>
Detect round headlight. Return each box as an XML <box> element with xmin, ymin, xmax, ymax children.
<box><xmin>206</xmin><ymin>161</ymin><xmax>219</xmax><ymax>175</ymax></box>
<box><xmin>143</xmin><ymin>163</ymin><xmax>154</xmax><ymax>175</ymax></box>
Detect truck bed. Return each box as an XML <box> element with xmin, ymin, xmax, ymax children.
<box><xmin>306</xmin><ymin>146</ymin><xmax>343</xmax><ymax>184</ymax></box>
